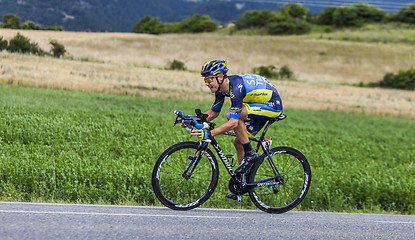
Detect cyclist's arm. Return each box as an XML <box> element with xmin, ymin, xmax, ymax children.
<box><xmin>211</xmin><ymin>118</ymin><xmax>239</xmax><ymax>137</ymax></box>
<box><xmin>204</xmin><ymin>109</ymin><xmax>219</xmax><ymax>121</ymax></box>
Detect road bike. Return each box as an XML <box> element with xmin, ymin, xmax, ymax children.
<box><xmin>151</xmin><ymin>109</ymin><xmax>311</xmax><ymax>214</ymax></box>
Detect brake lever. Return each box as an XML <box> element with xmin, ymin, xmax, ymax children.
<box><xmin>173</xmin><ymin>115</ymin><xmax>180</xmax><ymax>127</ymax></box>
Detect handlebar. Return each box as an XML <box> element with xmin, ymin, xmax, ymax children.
<box><xmin>174</xmin><ymin>109</ymin><xmax>213</xmax><ymax>130</ymax></box>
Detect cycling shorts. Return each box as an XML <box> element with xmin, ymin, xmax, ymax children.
<box><xmin>243</xmin><ymin>103</ymin><xmax>282</xmax><ymax>137</ymax></box>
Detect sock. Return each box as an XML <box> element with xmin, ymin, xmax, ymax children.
<box><xmin>242</xmin><ymin>141</ymin><xmax>253</xmax><ymax>154</ymax></box>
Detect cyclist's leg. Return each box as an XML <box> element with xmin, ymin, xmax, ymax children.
<box><xmin>226</xmin><ymin>106</ymin><xmax>249</xmax><ymax>165</ymax></box>
<box><xmin>244</xmin><ymin>103</ymin><xmax>282</xmax><ymax>134</ymax></box>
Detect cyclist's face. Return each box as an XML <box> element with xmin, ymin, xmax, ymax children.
<box><xmin>204</xmin><ymin>75</ymin><xmax>219</xmax><ymax>93</ymax></box>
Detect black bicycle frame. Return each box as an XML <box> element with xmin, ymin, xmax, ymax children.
<box><xmin>181</xmin><ymin>117</ymin><xmax>286</xmax><ymax>191</ymax></box>
<box><xmin>183</xmin><ymin>140</ymin><xmax>282</xmax><ymax>191</ymax></box>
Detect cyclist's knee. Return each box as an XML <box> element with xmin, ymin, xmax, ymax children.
<box><xmin>233</xmin><ymin>137</ymin><xmax>242</xmax><ymax>147</ymax></box>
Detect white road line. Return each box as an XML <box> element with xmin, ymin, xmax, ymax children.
<box><xmin>0</xmin><ymin>210</ymin><xmax>240</xmax><ymax>219</ymax></box>
<box><xmin>375</xmin><ymin>221</ymin><xmax>415</xmax><ymax>224</ymax></box>
<box><xmin>0</xmin><ymin>202</ymin><xmax>261</xmax><ymax>213</ymax></box>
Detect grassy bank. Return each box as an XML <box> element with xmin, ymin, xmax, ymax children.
<box><xmin>1</xmin><ymin>85</ymin><xmax>414</xmax><ymax>214</ymax></box>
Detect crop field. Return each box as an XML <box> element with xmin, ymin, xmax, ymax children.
<box><xmin>1</xmin><ymin>85</ymin><xmax>414</xmax><ymax>213</ymax></box>
<box><xmin>0</xmin><ymin>28</ymin><xmax>415</xmax><ymax>213</ymax></box>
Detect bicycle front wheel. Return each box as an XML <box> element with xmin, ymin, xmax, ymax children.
<box><xmin>249</xmin><ymin>146</ymin><xmax>311</xmax><ymax>214</ymax></box>
<box><xmin>152</xmin><ymin>141</ymin><xmax>219</xmax><ymax>210</ymax></box>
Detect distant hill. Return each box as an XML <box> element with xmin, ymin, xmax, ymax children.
<box><xmin>0</xmin><ymin>0</ymin><xmax>414</xmax><ymax>32</ymax></box>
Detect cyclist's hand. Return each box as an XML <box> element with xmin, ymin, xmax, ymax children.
<box><xmin>174</xmin><ymin>119</ymin><xmax>188</xmax><ymax>128</ymax></box>
<box><xmin>192</xmin><ymin>129</ymin><xmax>211</xmax><ymax>141</ymax></box>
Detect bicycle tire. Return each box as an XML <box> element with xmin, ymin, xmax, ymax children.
<box><xmin>152</xmin><ymin>141</ymin><xmax>219</xmax><ymax>211</ymax></box>
<box><xmin>248</xmin><ymin>146</ymin><xmax>311</xmax><ymax>214</ymax></box>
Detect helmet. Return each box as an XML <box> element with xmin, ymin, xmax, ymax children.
<box><xmin>201</xmin><ymin>60</ymin><xmax>229</xmax><ymax>77</ymax></box>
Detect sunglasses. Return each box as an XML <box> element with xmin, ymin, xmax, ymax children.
<box><xmin>204</xmin><ymin>76</ymin><xmax>215</xmax><ymax>84</ymax></box>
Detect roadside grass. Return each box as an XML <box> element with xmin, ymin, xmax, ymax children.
<box><xmin>1</xmin><ymin>85</ymin><xmax>414</xmax><ymax>214</ymax></box>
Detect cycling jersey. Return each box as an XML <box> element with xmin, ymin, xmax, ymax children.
<box><xmin>211</xmin><ymin>73</ymin><xmax>283</xmax><ymax>136</ymax></box>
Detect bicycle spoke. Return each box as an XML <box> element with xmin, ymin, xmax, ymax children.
<box><xmin>249</xmin><ymin>147</ymin><xmax>311</xmax><ymax>214</ymax></box>
<box><xmin>152</xmin><ymin>142</ymin><xmax>219</xmax><ymax>211</ymax></box>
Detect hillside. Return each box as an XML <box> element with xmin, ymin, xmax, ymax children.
<box><xmin>1</xmin><ymin>0</ymin><xmax>414</xmax><ymax>32</ymax></box>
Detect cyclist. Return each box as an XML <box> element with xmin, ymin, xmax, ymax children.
<box><xmin>187</xmin><ymin>60</ymin><xmax>283</xmax><ymax>199</ymax></box>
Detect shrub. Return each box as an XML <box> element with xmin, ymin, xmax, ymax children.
<box><xmin>50</xmin><ymin>40</ymin><xmax>66</xmax><ymax>58</ymax></box>
<box><xmin>21</xmin><ymin>21</ymin><xmax>41</xmax><ymax>30</ymax></box>
<box><xmin>252</xmin><ymin>64</ymin><xmax>294</xmax><ymax>80</ymax></box>
<box><xmin>133</xmin><ymin>14</ymin><xmax>216</xmax><ymax>34</ymax></box>
<box><xmin>7</xmin><ymin>33</ymin><xmax>45</xmax><ymax>55</ymax></box>
<box><xmin>168</xmin><ymin>59</ymin><xmax>186</xmax><ymax>71</ymax></box>
<box><xmin>378</xmin><ymin>68</ymin><xmax>415</xmax><ymax>90</ymax></box>
<box><xmin>43</xmin><ymin>26</ymin><xmax>64</xmax><ymax>31</ymax></box>
<box><xmin>0</xmin><ymin>37</ymin><xmax>8</xmax><ymax>51</ymax></box>
<box><xmin>279</xmin><ymin>65</ymin><xmax>294</xmax><ymax>79</ymax></box>
<box><xmin>253</xmin><ymin>65</ymin><xmax>279</xmax><ymax>79</ymax></box>
<box><xmin>267</xmin><ymin>21</ymin><xmax>311</xmax><ymax>35</ymax></box>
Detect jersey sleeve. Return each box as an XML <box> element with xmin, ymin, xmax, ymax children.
<box><xmin>229</xmin><ymin>76</ymin><xmax>245</xmax><ymax>119</ymax></box>
<box><xmin>211</xmin><ymin>92</ymin><xmax>225</xmax><ymax>113</ymax></box>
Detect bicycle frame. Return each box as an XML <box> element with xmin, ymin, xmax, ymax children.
<box><xmin>182</xmin><ymin>118</ymin><xmax>284</xmax><ymax>191</ymax></box>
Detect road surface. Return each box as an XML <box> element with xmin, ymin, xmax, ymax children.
<box><xmin>0</xmin><ymin>202</ymin><xmax>414</xmax><ymax>239</ymax></box>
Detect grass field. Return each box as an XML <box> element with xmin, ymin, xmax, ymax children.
<box><xmin>1</xmin><ymin>85</ymin><xmax>414</xmax><ymax>214</ymax></box>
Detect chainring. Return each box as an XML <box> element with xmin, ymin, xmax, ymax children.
<box><xmin>228</xmin><ymin>178</ymin><xmax>249</xmax><ymax>195</ymax></box>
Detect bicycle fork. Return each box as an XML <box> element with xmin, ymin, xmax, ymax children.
<box><xmin>182</xmin><ymin>141</ymin><xmax>209</xmax><ymax>179</ymax></box>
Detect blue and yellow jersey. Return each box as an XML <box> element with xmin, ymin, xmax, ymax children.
<box><xmin>211</xmin><ymin>73</ymin><xmax>282</xmax><ymax>119</ymax></box>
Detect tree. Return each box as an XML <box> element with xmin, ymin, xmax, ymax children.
<box><xmin>281</xmin><ymin>3</ymin><xmax>310</xmax><ymax>21</ymax></box>
<box><xmin>3</xmin><ymin>13</ymin><xmax>20</xmax><ymax>29</ymax></box>
<box><xmin>175</xmin><ymin>14</ymin><xmax>217</xmax><ymax>33</ymax></box>
<box><xmin>353</xmin><ymin>3</ymin><xmax>385</xmax><ymax>23</ymax></box>
<box><xmin>396</xmin><ymin>3</ymin><xmax>415</xmax><ymax>23</ymax></box>
<box><xmin>332</xmin><ymin>6</ymin><xmax>362</xmax><ymax>27</ymax></box>
<box><xmin>318</xmin><ymin>4</ymin><xmax>385</xmax><ymax>27</ymax></box>
<box><xmin>234</xmin><ymin>10</ymin><xmax>276</xmax><ymax>29</ymax></box>
<box><xmin>133</xmin><ymin>15</ymin><xmax>167</xmax><ymax>34</ymax></box>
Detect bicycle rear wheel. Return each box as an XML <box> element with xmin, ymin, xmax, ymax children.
<box><xmin>152</xmin><ymin>141</ymin><xmax>219</xmax><ymax>210</ymax></box>
<box><xmin>248</xmin><ymin>146</ymin><xmax>311</xmax><ymax>214</ymax></box>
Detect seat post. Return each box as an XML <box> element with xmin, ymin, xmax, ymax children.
<box><xmin>259</xmin><ymin>113</ymin><xmax>286</xmax><ymax>141</ymax></box>
<box><xmin>259</xmin><ymin>119</ymin><xmax>276</xmax><ymax>141</ymax></box>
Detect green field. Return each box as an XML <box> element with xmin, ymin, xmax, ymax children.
<box><xmin>1</xmin><ymin>84</ymin><xmax>414</xmax><ymax>214</ymax></box>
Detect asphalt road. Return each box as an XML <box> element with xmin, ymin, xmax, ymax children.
<box><xmin>0</xmin><ymin>202</ymin><xmax>414</xmax><ymax>239</ymax></box>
